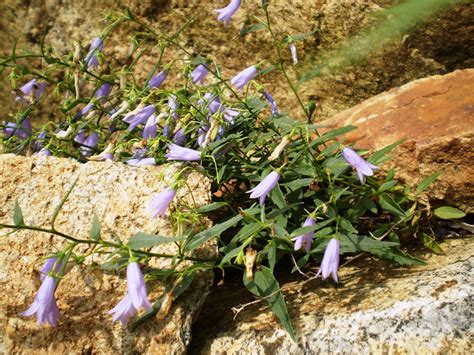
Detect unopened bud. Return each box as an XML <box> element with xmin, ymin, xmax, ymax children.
<box><xmin>244</xmin><ymin>247</ymin><xmax>258</xmax><ymax>280</ymax></box>
<box><xmin>269</xmin><ymin>136</ymin><xmax>290</xmax><ymax>161</ymax></box>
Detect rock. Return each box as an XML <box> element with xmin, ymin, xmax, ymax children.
<box><xmin>0</xmin><ymin>1</ymin><xmax>472</xmax><ymax>120</ymax></box>
<box><xmin>0</xmin><ymin>154</ymin><xmax>215</xmax><ymax>354</ymax></box>
<box><xmin>192</xmin><ymin>237</ymin><xmax>474</xmax><ymax>354</ymax></box>
<box><xmin>321</xmin><ymin>69</ymin><xmax>474</xmax><ymax>213</ymax></box>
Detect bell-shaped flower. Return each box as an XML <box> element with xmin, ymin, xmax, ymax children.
<box><xmin>342</xmin><ymin>147</ymin><xmax>378</xmax><ymax>184</ymax></box>
<box><xmin>21</xmin><ymin>275</ymin><xmax>59</xmax><ymax>326</ymax></box>
<box><xmin>172</xmin><ymin>128</ymin><xmax>186</xmax><ymax>145</ymax></box>
<box><xmin>190</xmin><ymin>64</ymin><xmax>209</xmax><ymax>84</ymax></box>
<box><xmin>108</xmin><ymin>295</ymin><xmax>136</xmax><ymax>327</ymax></box>
<box><xmin>80</xmin><ymin>132</ymin><xmax>99</xmax><ymax>156</ymax></box>
<box><xmin>88</xmin><ymin>143</ymin><xmax>114</xmax><ymax>161</ymax></box>
<box><xmin>289</xmin><ymin>43</ymin><xmax>298</xmax><ymax>65</ymax></box>
<box><xmin>316</xmin><ymin>238</ymin><xmax>340</xmax><ymax>282</ymax></box>
<box><xmin>247</xmin><ymin>171</ymin><xmax>280</xmax><ymax>205</ymax></box>
<box><xmin>39</xmin><ymin>256</ymin><xmax>62</xmax><ymax>282</ymax></box>
<box><xmin>291</xmin><ymin>217</ymin><xmax>316</xmax><ymax>253</ymax></box>
<box><xmin>214</xmin><ymin>0</ymin><xmax>241</xmax><ymax>25</ymax></box>
<box><xmin>109</xmin><ymin>262</ymin><xmax>151</xmax><ymax>327</ymax></box>
<box><xmin>263</xmin><ymin>90</ymin><xmax>279</xmax><ymax>116</ymax></box>
<box><xmin>165</xmin><ymin>143</ymin><xmax>201</xmax><ymax>161</ymax></box>
<box><xmin>147</xmin><ymin>186</ymin><xmax>177</xmax><ymax>218</ymax></box>
<box><xmin>95</xmin><ymin>83</ymin><xmax>112</xmax><ymax>103</ymax></box>
<box><xmin>3</xmin><ymin>118</ymin><xmax>32</xmax><ymax>140</ymax></box>
<box><xmin>84</xmin><ymin>37</ymin><xmax>103</xmax><ymax>68</ymax></box>
<box><xmin>15</xmin><ymin>79</ymin><xmax>46</xmax><ymax>103</ymax></box>
<box><xmin>33</xmin><ymin>148</ymin><xmax>52</xmax><ymax>157</ymax></box>
<box><xmin>123</xmin><ymin>104</ymin><xmax>156</xmax><ymax>131</ymax></box>
<box><xmin>231</xmin><ymin>65</ymin><xmax>257</xmax><ymax>91</ymax></box>
<box><xmin>148</xmin><ymin>70</ymin><xmax>168</xmax><ymax>88</ymax></box>
<box><xmin>142</xmin><ymin>114</ymin><xmax>157</xmax><ymax>139</ymax></box>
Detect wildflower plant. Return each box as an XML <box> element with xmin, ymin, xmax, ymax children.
<box><xmin>0</xmin><ymin>3</ymin><xmax>465</xmax><ymax>340</ymax></box>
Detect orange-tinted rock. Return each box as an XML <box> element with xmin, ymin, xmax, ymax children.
<box><xmin>321</xmin><ymin>69</ymin><xmax>474</xmax><ymax>213</ymax></box>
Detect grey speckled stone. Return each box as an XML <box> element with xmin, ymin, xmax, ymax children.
<box><xmin>0</xmin><ymin>154</ymin><xmax>215</xmax><ymax>354</ymax></box>
<box><xmin>194</xmin><ymin>238</ymin><xmax>473</xmax><ymax>354</ymax></box>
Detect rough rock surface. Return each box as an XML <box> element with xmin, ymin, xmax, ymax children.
<box><xmin>192</xmin><ymin>237</ymin><xmax>474</xmax><ymax>354</ymax></box>
<box><xmin>322</xmin><ymin>69</ymin><xmax>474</xmax><ymax>213</ymax></box>
<box><xmin>0</xmin><ymin>1</ymin><xmax>472</xmax><ymax>120</ymax></box>
<box><xmin>0</xmin><ymin>154</ymin><xmax>214</xmax><ymax>354</ymax></box>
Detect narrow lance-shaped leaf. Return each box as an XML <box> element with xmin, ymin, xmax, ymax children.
<box><xmin>13</xmin><ymin>200</ymin><xmax>24</xmax><ymax>226</ymax></box>
<box><xmin>416</xmin><ymin>171</ymin><xmax>442</xmax><ymax>195</ymax></box>
<box><xmin>128</xmin><ymin>232</ymin><xmax>185</xmax><ymax>249</ymax></box>
<box><xmin>243</xmin><ymin>266</ymin><xmax>297</xmax><ymax>342</ymax></box>
<box><xmin>89</xmin><ymin>214</ymin><xmax>101</xmax><ymax>241</ymax></box>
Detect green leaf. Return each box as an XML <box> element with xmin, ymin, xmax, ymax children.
<box><xmin>13</xmin><ymin>200</ymin><xmax>24</xmax><ymax>226</ymax></box>
<box><xmin>128</xmin><ymin>233</ymin><xmax>185</xmax><ymax>249</ymax></box>
<box><xmin>339</xmin><ymin>218</ymin><xmax>358</xmax><ymax>234</ymax></box>
<box><xmin>267</xmin><ymin>241</ymin><xmax>277</xmax><ymax>271</ymax></box>
<box><xmin>368</xmin><ymin>140</ymin><xmax>404</xmax><ymax>165</ymax></box>
<box><xmin>309</xmin><ymin>125</ymin><xmax>357</xmax><ymax>147</ymax></box>
<box><xmin>89</xmin><ymin>214</ymin><xmax>101</xmax><ymax>241</ymax></box>
<box><xmin>378</xmin><ymin>180</ymin><xmax>398</xmax><ymax>192</ymax></box>
<box><xmin>433</xmin><ymin>206</ymin><xmax>466</xmax><ymax>219</ymax></box>
<box><xmin>419</xmin><ymin>233</ymin><xmax>444</xmax><ymax>254</ymax></box>
<box><xmin>270</xmin><ymin>184</ymin><xmax>286</xmax><ymax>209</ymax></box>
<box><xmin>246</xmin><ymin>97</ymin><xmax>267</xmax><ymax>111</ymax></box>
<box><xmin>243</xmin><ymin>266</ymin><xmax>296</xmax><ymax>341</ymax></box>
<box><xmin>379</xmin><ymin>194</ymin><xmax>406</xmax><ymax>217</ymax></box>
<box><xmin>235</xmin><ymin>222</ymin><xmax>263</xmax><ymax>242</ymax></box>
<box><xmin>338</xmin><ymin>234</ymin><xmax>400</xmax><ymax>253</ymax></box>
<box><xmin>185</xmin><ymin>214</ymin><xmax>243</xmax><ymax>251</ymax></box>
<box><xmin>173</xmin><ymin>273</ymin><xmax>196</xmax><ymax>299</ymax></box>
<box><xmin>416</xmin><ymin>171</ymin><xmax>442</xmax><ymax>195</ymax></box>
<box><xmin>240</xmin><ymin>23</ymin><xmax>266</xmax><ymax>35</ymax></box>
<box><xmin>369</xmin><ymin>248</ymin><xmax>425</xmax><ymax>266</ymax></box>
<box><xmin>196</xmin><ymin>202</ymin><xmax>228</xmax><ymax>213</ymax></box>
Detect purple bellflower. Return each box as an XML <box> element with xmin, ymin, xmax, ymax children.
<box><xmin>109</xmin><ymin>262</ymin><xmax>151</xmax><ymax>327</ymax></box>
<box><xmin>148</xmin><ymin>70</ymin><xmax>168</xmax><ymax>89</ymax></box>
<box><xmin>3</xmin><ymin>118</ymin><xmax>32</xmax><ymax>140</ymax></box>
<box><xmin>33</xmin><ymin>130</ymin><xmax>47</xmax><ymax>151</ymax></box>
<box><xmin>21</xmin><ymin>276</ymin><xmax>59</xmax><ymax>326</ymax></box>
<box><xmin>142</xmin><ymin>114</ymin><xmax>157</xmax><ymax>139</ymax></box>
<box><xmin>172</xmin><ymin>128</ymin><xmax>187</xmax><ymax>145</ymax></box>
<box><xmin>34</xmin><ymin>148</ymin><xmax>52</xmax><ymax>157</ymax></box>
<box><xmin>147</xmin><ymin>187</ymin><xmax>177</xmax><ymax>219</ymax></box>
<box><xmin>123</xmin><ymin>105</ymin><xmax>156</xmax><ymax>131</ymax></box>
<box><xmin>214</xmin><ymin>0</ymin><xmax>241</xmax><ymax>25</ymax></box>
<box><xmin>342</xmin><ymin>147</ymin><xmax>378</xmax><ymax>184</ymax></box>
<box><xmin>190</xmin><ymin>64</ymin><xmax>209</xmax><ymax>84</ymax></box>
<box><xmin>316</xmin><ymin>238</ymin><xmax>340</xmax><ymax>282</ymax></box>
<box><xmin>165</xmin><ymin>143</ymin><xmax>201</xmax><ymax>161</ymax></box>
<box><xmin>15</xmin><ymin>79</ymin><xmax>46</xmax><ymax>103</ymax></box>
<box><xmin>292</xmin><ymin>217</ymin><xmax>316</xmax><ymax>253</ymax></box>
<box><xmin>247</xmin><ymin>171</ymin><xmax>280</xmax><ymax>205</ymax></box>
<box><xmin>84</xmin><ymin>37</ymin><xmax>103</xmax><ymax>68</ymax></box>
<box><xmin>95</xmin><ymin>83</ymin><xmax>112</xmax><ymax>103</ymax></box>
<box><xmin>231</xmin><ymin>65</ymin><xmax>257</xmax><ymax>91</ymax></box>
<box><xmin>39</xmin><ymin>257</ymin><xmax>62</xmax><ymax>282</ymax></box>
<box><xmin>81</xmin><ymin>132</ymin><xmax>99</xmax><ymax>156</ymax></box>
<box><xmin>263</xmin><ymin>90</ymin><xmax>279</xmax><ymax>116</ymax></box>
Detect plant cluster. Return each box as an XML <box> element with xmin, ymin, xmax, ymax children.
<box><xmin>0</xmin><ymin>1</ymin><xmax>465</xmax><ymax>340</ymax></box>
